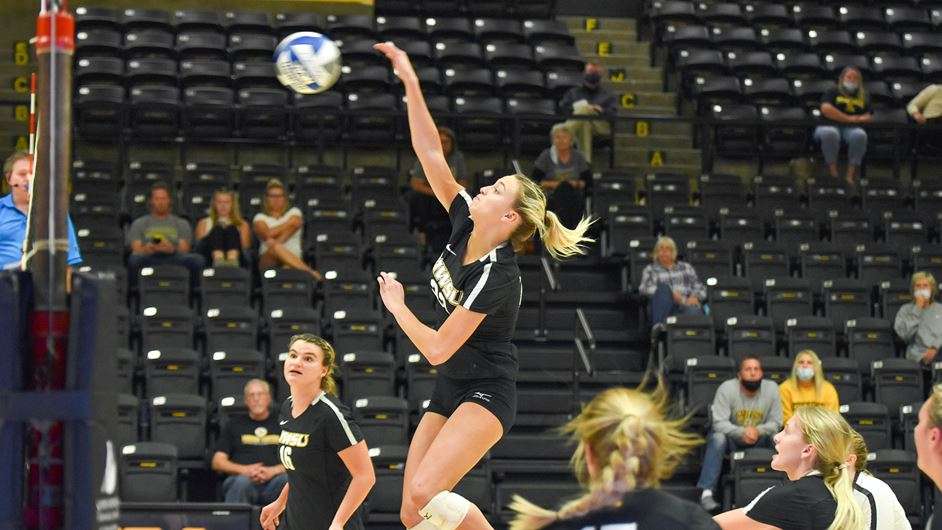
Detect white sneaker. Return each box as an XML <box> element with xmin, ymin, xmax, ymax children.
<box><xmin>700</xmin><ymin>492</ymin><xmax>719</xmax><ymax>512</ymax></box>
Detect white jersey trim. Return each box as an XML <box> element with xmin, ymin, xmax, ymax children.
<box><xmin>459</xmin><ymin>189</ymin><xmax>473</xmax><ymax>208</ymax></box>
<box><xmin>317</xmin><ymin>391</ymin><xmax>357</xmax><ymax>446</ymax></box>
<box><xmin>463</xmin><ymin>261</ymin><xmax>494</xmax><ymax>309</ymax></box>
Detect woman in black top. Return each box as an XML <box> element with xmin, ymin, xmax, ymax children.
<box><xmin>509</xmin><ymin>383</ymin><xmax>717</xmax><ymax>530</ymax></box>
<box><xmin>373</xmin><ymin>41</ymin><xmax>594</xmax><ymax>530</ymax></box>
<box><xmin>715</xmin><ymin>406</ymin><xmax>864</xmax><ymax>530</ymax></box>
<box><xmin>813</xmin><ymin>66</ymin><xmax>873</xmax><ymax>186</ymax></box>
<box><xmin>259</xmin><ymin>334</ymin><xmax>375</xmax><ymax>530</ymax></box>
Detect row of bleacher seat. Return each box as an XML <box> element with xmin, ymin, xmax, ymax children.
<box><xmin>77</xmin><ymin>59</ymin><xmax>585</xmax><ymax>99</ymax></box>
<box><xmin>74</xmin><ymin>85</ymin><xmax>571</xmax><ymax>146</ymax></box>
<box><xmin>664</xmin><ymin>311</ymin><xmax>901</xmax><ymax>359</ymax></box>
<box><xmin>593</xmin><ymin>172</ymin><xmax>942</xmax><ymax>219</ymax></box>
<box><xmin>76</xmin><ymin>36</ymin><xmax>583</xmax><ymax>73</ymax></box>
<box><xmin>76</xmin><ymin>9</ymin><xmax>567</xmax><ymax>42</ymax></box>
<box><xmin>647</xmin><ymin>2</ymin><xmax>942</xmax><ymax>36</ymax></box>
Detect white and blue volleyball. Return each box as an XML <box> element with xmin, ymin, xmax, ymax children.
<box><xmin>273</xmin><ymin>32</ymin><xmax>342</xmax><ymax>94</ymax></box>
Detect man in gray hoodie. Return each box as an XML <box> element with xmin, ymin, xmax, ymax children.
<box><xmin>894</xmin><ymin>271</ymin><xmax>942</xmax><ymax>365</ymax></box>
<box><xmin>696</xmin><ymin>354</ymin><xmax>782</xmax><ymax>512</ymax></box>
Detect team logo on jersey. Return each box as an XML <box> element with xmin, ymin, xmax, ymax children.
<box><xmin>431</xmin><ymin>257</ymin><xmax>464</xmax><ymax>308</ymax></box>
<box><xmin>279</xmin><ymin>430</ymin><xmax>311</xmax><ymax>448</ymax></box>
<box><xmin>241</xmin><ymin>427</ymin><xmax>281</xmax><ymax>445</ymax></box>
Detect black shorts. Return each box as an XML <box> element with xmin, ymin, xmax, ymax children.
<box><xmin>425</xmin><ymin>374</ymin><xmax>516</xmax><ymax>434</ymax></box>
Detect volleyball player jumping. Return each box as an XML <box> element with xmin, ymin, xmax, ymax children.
<box><xmin>373</xmin><ymin>41</ymin><xmax>594</xmax><ymax>530</ymax></box>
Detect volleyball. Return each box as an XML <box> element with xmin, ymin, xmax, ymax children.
<box><xmin>273</xmin><ymin>31</ymin><xmax>342</xmax><ymax>94</ymax></box>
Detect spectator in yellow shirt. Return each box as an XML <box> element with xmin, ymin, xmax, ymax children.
<box><xmin>779</xmin><ymin>350</ymin><xmax>840</xmax><ymax>423</ymax></box>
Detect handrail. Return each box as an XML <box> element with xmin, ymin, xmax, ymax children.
<box><xmin>540</xmin><ymin>256</ymin><xmax>557</xmax><ymax>291</ymax></box>
<box><xmin>575</xmin><ymin>307</ymin><xmax>595</xmax><ymax>349</ymax></box>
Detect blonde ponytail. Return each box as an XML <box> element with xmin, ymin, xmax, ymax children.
<box><xmin>509</xmin><ymin>381</ymin><xmax>701</xmax><ymax>530</ymax></box>
<box><xmin>288</xmin><ymin>333</ymin><xmax>339</xmax><ymax>396</ymax></box>
<box><xmin>828</xmin><ymin>462</ymin><xmax>863</xmax><ymax>530</ymax></box>
<box><xmin>794</xmin><ymin>407</ymin><xmax>866</xmax><ymax>530</ymax></box>
<box><xmin>511</xmin><ymin>174</ymin><xmax>595</xmax><ymax>260</ymax></box>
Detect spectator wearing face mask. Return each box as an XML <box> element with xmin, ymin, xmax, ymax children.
<box><xmin>779</xmin><ymin>350</ymin><xmax>840</xmax><ymax>424</ymax></box>
<box><xmin>560</xmin><ymin>62</ymin><xmax>617</xmax><ymax>163</ymax></box>
<box><xmin>814</xmin><ymin>66</ymin><xmax>872</xmax><ymax>187</ymax></box>
<box><xmin>894</xmin><ymin>271</ymin><xmax>942</xmax><ymax>365</ymax></box>
<box><xmin>696</xmin><ymin>355</ymin><xmax>782</xmax><ymax>512</ymax></box>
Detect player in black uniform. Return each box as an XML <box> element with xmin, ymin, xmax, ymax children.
<box><xmin>508</xmin><ymin>383</ymin><xmax>718</xmax><ymax>530</ymax></box>
<box><xmin>373</xmin><ymin>41</ymin><xmax>594</xmax><ymax>530</ymax></box>
<box><xmin>714</xmin><ymin>406</ymin><xmax>864</xmax><ymax>530</ymax></box>
<box><xmin>259</xmin><ymin>334</ymin><xmax>375</xmax><ymax>530</ymax></box>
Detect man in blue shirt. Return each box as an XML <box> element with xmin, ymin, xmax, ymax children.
<box><xmin>0</xmin><ymin>151</ymin><xmax>82</xmax><ymax>270</ymax></box>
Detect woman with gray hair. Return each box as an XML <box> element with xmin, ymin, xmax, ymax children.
<box><xmin>894</xmin><ymin>271</ymin><xmax>942</xmax><ymax>365</ymax></box>
<box><xmin>639</xmin><ymin>236</ymin><xmax>706</xmax><ymax>326</ymax></box>
<box><xmin>531</xmin><ymin>123</ymin><xmax>591</xmax><ymax>229</ymax></box>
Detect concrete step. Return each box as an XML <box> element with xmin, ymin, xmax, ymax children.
<box><xmin>597</xmin><ymin>67</ymin><xmax>663</xmax><ymax>83</ymax></box>
<box><xmin>577</xmin><ymin>40</ymin><xmax>650</xmax><ymax>58</ymax></box>
<box><xmin>614</xmin><ymin>133</ymin><xmax>693</xmax><ymax>149</ymax></box>
<box><xmin>607</xmin><ymin>78</ymin><xmax>664</xmax><ymax>92</ymax></box>
<box><xmin>617</xmin><ymin>106</ymin><xmax>676</xmax><ymax>117</ymax></box>
<box><xmin>613</xmin><ymin>118</ymin><xmax>693</xmax><ymax>137</ymax></box>
<box><xmin>580</xmin><ymin>52</ymin><xmax>653</xmax><ymax>69</ymax></box>
<box><xmin>560</xmin><ymin>16</ymin><xmax>637</xmax><ymax>33</ymax></box>
<box><xmin>612</xmin><ymin>162</ymin><xmax>703</xmax><ymax>178</ymax></box>
<box><xmin>0</xmin><ymin>89</ymin><xmax>29</xmax><ymax>106</ymax></box>
<box><xmin>569</xmin><ymin>29</ymin><xmax>639</xmax><ymax>45</ymax></box>
<box><xmin>615</xmin><ymin>146</ymin><xmax>702</xmax><ymax>167</ymax></box>
<box><xmin>600</xmin><ymin>89</ymin><xmax>677</xmax><ymax>113</ymax></box>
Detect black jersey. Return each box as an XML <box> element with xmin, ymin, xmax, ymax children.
<box><xmin>544</xmin><ymin>489</ymin><xmax>720</xmax><ymax>530</ymax></box>
<box><xmin>745</xmin><ymin>473</ymin><xmax>837</xmax><ymax>530</ymax></box>
<box><xmin>277</xmin><ymin>392</ymin><xmax>365</xmax><ymax>530</ymax></box>
<box><xmin>428</xmin><ymin>190</ymin><xmax>522</xmax><ymax>380</ymax></box>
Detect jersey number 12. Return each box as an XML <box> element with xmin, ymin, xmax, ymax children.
<box><xmin>279</xmin><ymin>446</ymin><xmax>296</xmax><ymax>471</ymax></box>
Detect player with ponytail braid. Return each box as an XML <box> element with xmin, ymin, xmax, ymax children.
<box><xmin>510</xmin><ymin>383</ymin><xmax>717</xmax><ymax>530</ymax></box>
<box><xmin>715</xmin><ymin>406</ymin><xmax>864</xmax><ymax>530</ymax></box>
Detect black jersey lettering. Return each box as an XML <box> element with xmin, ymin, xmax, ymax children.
<box><xmin>426</xmin><ymin>190</ymin><xmax>520</xmax><ymax>379</ymax></box>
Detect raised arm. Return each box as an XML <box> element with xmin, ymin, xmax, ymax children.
<box><xmin>377</xmin><ymin>272</ymin><xmax>486</xmax><ymax>365</ymax></box>
<box><xmin>374</xmin><ymin>42</ymin><xmax>461</xmax><ymax>210</ymax></box>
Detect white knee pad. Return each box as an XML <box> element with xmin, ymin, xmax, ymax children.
<box><xmin>418</xmin><ymin>491</ymin><xmax>471</xmax><ymax>530</ymax></box>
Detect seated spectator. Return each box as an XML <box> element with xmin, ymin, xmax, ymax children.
<box><xmin>714</xmin><ymin>407</ymin><xmax>863</xmax><ymax>529</ymax></box>
<box><xmin>814</xmin><ymin>66</ymin><xmax>872</xmax><ymax>187</ymax></box>
<box><xmin>560</xmin><ymin>62</ymin><xmax>617</xmax><ymax>163</ymax></box>
<box><xmin>127</xmin><ymin>181</ymin><xmax>204</xmax><ymax>282</ymax></box>
<box><xmin>211</xmin><ymin>379</ymin><xmax>287</xmax><ymax>505</ymax></box>
<box><xmin>1</xmin><ymin>151</ymin><xmax>82</xmax><ymax>270</ymax></box>
<box><xmin>779</xmin><ymin>349</ymin><xmax>840</xmax><ymax>424</ymax></box>
<box><xmin>907</xmin><ymin>83</ymin><xmax>942</xmax><ymax>153</ymax></box>
<box><xmin>509</xmin><ymin>383</ymin><xmax>718</xmax><ymax>530</ymax></box>
<box><xmin>252</xmin><ymin>179</ymin><xmax>321</xmax><ymax>281</ymax></box>
<box><xmin>697</xmin><ymin>355</ymin><xmax>782</xmax><ymax>512</ymax></box>
<box><xmin>639</xmin><ymin>236</ymin><xmax>706</xmax><ymax>326</ymax></box>
<box><xmin>406</xmin><ymin>126</ymin><xmax>468</xmax><ymax>255</ymax></box>
<box><xmin>894</xmin><ymin>271</ymin><xmax>942</xmax><ymax>365</ymax></box>
<box><xmin>532</xmin><ymin>123</ymin><xmax>590</xmax><ymax>229</ymax></box>
<box><xmin>194</xmin><ymin>189</ymin><xmax>251</xmax><ymax>268</ymax></box>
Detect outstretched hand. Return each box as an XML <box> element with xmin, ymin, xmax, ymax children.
<box><xmin>373</xmin><ymin>41</ymin><xmax>416</xmax><ymax>81</ymax></box>
<box><xmin>377</xmin><ymin>271</ymin><xmax>406</xmax><ymax>315</ymax></box>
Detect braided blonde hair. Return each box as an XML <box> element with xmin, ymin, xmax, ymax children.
<box><xmin>509</xmin><ymin>381</ymin><xmax>702</xmax><ymax>530</ymax></box>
